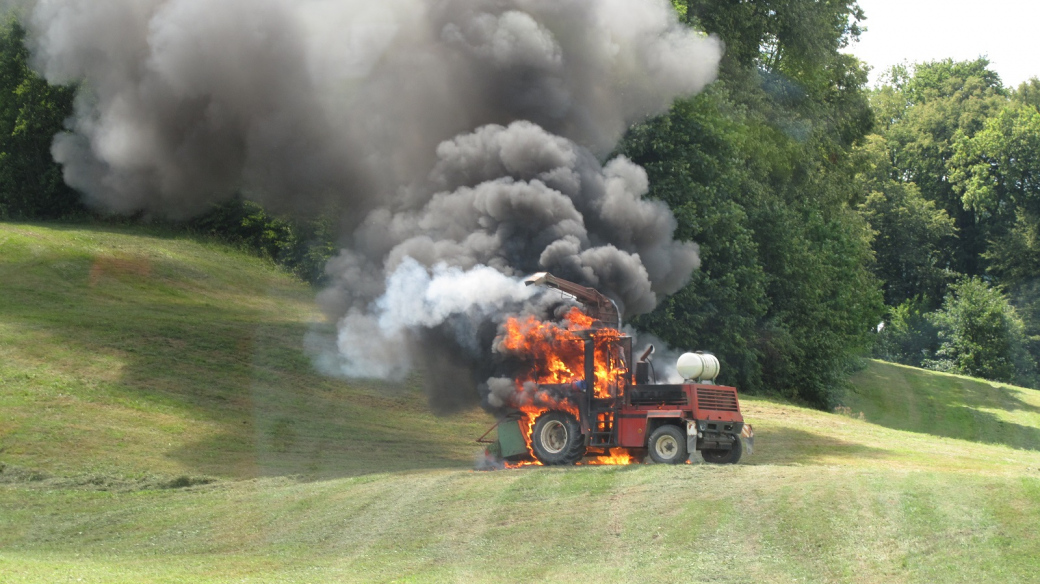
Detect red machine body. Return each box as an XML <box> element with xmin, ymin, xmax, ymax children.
<box><xmin>615</xmin><ymin>383</ymin><xmax>743</xmax><ymax>448</ymax></box>
<box><xmin>483</xmin><ymin>273</ymin><xmax>753</xmax><ymax>466</ymax></box>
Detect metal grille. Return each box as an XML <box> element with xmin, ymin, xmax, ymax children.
<box><xmin>696</xmin><ymin>388</ymin><xmax>739</xmax><ymax>412</ymax></box>
<box><xmin>628</xmin><ymin>386</ymin><xmax>688</xmax><ymax>406</ymax></box>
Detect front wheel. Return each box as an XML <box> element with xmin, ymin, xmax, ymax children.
<box><xmin>701</xmin><ymin>435</ymin><xmax>742</xmax><ymax>464</ymax></box>
<box><xmin>530</xmin><ymin>411</ymin><xmax>586</xmax><ymax>465</ymax></box>
<box><xmin>648</xmin><ymin>425</ymin><xmax>687</xmax><ymax>464</ymax></box>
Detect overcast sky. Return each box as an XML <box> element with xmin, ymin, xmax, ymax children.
<box><xmin>847</xmin><ymin>0</ymin><xmax>1040</xmax><ymax>88</ymax></box>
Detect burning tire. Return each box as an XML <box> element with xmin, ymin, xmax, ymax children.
<box><xmin>701</xmin><ymin>435</ymin><xmax>742</xmax><ymax>464</ymax></box>
<box><xmin>648</xmin><ymin>425</ymin><xmax>687</xmax><ymax>464</ymax></box>
<box><xmin>531</xmin><ymin>410</ymin><xmax>586</xmax><ymax>465</ymax></box>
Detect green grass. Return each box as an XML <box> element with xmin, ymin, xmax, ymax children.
<box><xmin>0</xmin><ymin>223</ymin><xmax>491</xmax><ymax>480</ymax></box>
<box><xmin>845</xmin><ymin>360</ymin><xmax>1040</xmax><ymax>451</ymax></box>
<box><xmin>2</xmin><ymin>222</ymin><xmax>1040</xmax><ymax>583</ymax></box>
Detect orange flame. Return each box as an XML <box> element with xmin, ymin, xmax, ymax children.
<box><xmin>496</xmin><ymin>307</ymin><xmax>635</xmax><ymax>466</ymax></box>
<box><xmin>499</xmin><ymin>307</ymin><xmax>626</xmax><ymax>398</ymax></box>
<box><xmin>581</xmin><ymin>449</ymin><xmax>634</xmax><ymax>465</ymax></box>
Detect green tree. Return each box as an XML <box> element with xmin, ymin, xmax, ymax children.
<box><xmin>859</xmin><ymin>183</ymin><xmax>956</xmax><ymax>307</ymax></box>
<box><xmin>947</xmin><ymin>104</ymin><xmax>1040</xmax><ymax>375</ymax></box>
<box><xmin>925</xmin><ymin>277</ymin><xmax>1034</xmax><ymax>384</ymax></box>
<box><xmin>871</xmin><ymin>58</ymin><xmax>1007</xmax><ymax>276</ymax></box>
<box><xmin>0</xmin><ymin>18</ymin><xmax>79</xmax><ymax>219</ymax></box>
<box><xmin>682</xmin><ymin>0</ymin><xmax>864</xmax><ymax>83</ymax></box>
<box><xmin>189</xmin><ymin>197</ymin><xmax>338</xmax><ymax>285</ymax></box>
<box><xmin>984</xmin><ymin>210</ymin><xmax>1040</xmax><ymax>288</ymax></box>
<box><xmin>1012</xmin><ymin>77</ymin><xmax>1040</xmax><ymax>112</ymax></box>
<box><xmin>855</xmin><ymin>134</ymin><xmax>957</xmax><ymax>307</ymax></box>
<box><xmin>873</xmin><ymin>298</ymin><xmax>939</xmax><ymax>367</ymax></box>
<box><xmin>622</xmin><ymin>88</ymin><xmax>770</xmax><ymax>396</ymax></box>
<box><xmin>623</xmin><ymin>0</ymin><xmax>883</xmax><ymax>407</ymax></box>
<box><xmin>950</xmin><ymin>103</ymin><xmax>1040</xmax><ymax>230</ymax></box>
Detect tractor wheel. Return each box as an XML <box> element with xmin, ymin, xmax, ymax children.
<box><xmin>647</xmin><ymin>425</ymin><xmax>687</xmax><ymax>464</ymax></box>
<box><xmin>531</xmin><ymin>410</ymin><xmax>586</xmax><ymax>465</ymax></box>
<box><xmin>701</xmin><ymin>435</ymin><xmax>742</xmax><ymax>464</ymax></box>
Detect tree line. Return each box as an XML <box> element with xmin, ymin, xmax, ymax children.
<box><xmin>861</xmin><ymin>59</ymin><xmax>1040</xmax><ymax>387</ymax></box>
<box><xmin>2</xmin><ymin>4</ymin><xmax>1038</xmax><ymax>408</ymax></box>
<box><xmin>629</xmin><ymin>1</ymin><xmax>1040</xmax><ymax>401</ymax></box>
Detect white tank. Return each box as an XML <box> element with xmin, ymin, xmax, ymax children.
<box><xmin>677</xmin><ymin>352</ymin><xmax>721</xmax><ymax>382</ymax></box>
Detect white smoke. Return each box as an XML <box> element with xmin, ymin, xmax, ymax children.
<box><xmin>623</xmin><ymin>327</ymin><xmax>689</xmax><ymax>384</ymax></box>
<box><xmin>329</xmin><ymin>258</ymin><xmax>537</xmax><ymax>380</ymax></box>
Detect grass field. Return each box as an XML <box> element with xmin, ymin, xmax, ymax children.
<box><xmin>2</xmin><ymin>222</ymin><xmax>1040</xmax><ymax>583</ymax></box>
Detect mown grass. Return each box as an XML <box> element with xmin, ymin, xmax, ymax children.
<box><xmin>2</xmin><ymin>463</ymin><xmax>1039</xmax><ymax>583</ymax></box>
<box><xmin>0</xmin><ymin>223</ymin><xmax>492</xmax><ymax>481</ymax></box>
<box><xmin>845</xmin><ymin>360</ymin><xmax>1040</xmax><ymax>451</ymax></box>
<box><xmin>2</xmin><ymin>223</ymin><xmax>1040</xmax><ymax>583</ymax></box>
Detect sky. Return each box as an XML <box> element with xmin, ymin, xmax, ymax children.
<box><xmin>847</xmin><ymin>0</ymin><xmax>1040</xmax><ymax>88</ymax></box>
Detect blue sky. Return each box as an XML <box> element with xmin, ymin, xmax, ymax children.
<box><xmin>847</xmin><ymin>0</ymin><xmax>1040</xmax><ymax>88</ymax></box>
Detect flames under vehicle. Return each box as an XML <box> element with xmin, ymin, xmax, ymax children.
<box><xmin>480</xmin><ymin>273</ymin><xmax>754</xmax><ymax>466</ymax></box>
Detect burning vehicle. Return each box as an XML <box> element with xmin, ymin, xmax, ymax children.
<box><xmin>480</xmin><ymin>272</ymin><xmax>753</xmax><ymax>466</ymax></box>
<box><xmin>15</xmin><ymin>0</ymin><xmax>736</xmax><ymax>466</ymax></box>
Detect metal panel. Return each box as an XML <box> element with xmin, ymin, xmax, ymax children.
<box><xmin>497</xmin><ymin>419</ymin><xmax>529</xmax><ymax>458</ymax></box>
<box><xmin>645</xmin><ymin>410</ymin><xmax>684</xmax><ymax>418</ymax></box>
<box><xmin>582</xmin><ymin>336</ymin><xmax>595</xmax><ymax>433</ymax></box>
<box><xmin>692</xmin><ymin>385</ymin><xmax>744</xmax><ymax>423</ymax></box>
<box><xmin>628</xmin><ymin>384</ymin><xmax>688</xmax><ymax>406</ymax></box>
<box><xmin>695</xmin><ymin>387</ymin><xmax>739</xmax><ymax>411</ymax></box>
<box><xmin>617</xmin><ymin>415</ymin><xmax>648</xmax><ymax>447</ymax></box>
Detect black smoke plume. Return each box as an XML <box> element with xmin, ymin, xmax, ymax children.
<box><xmin>11</xmin><ymin>0</ymin><xmax>722</xmax><ymax>409</ymax></box>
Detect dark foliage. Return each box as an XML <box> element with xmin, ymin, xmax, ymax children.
<box><xmin>188</xmin><ymin>197</ymin><xmax>338</xmax><ymax>285</ymax></box>
<box><xmin>0</xmin><ymin>19</ymin><xmax>81</xmax><ymax>219</ymax></box>
<box><xmin>623</xmin><ymin>1</ymin><xmax>883</xmax><ymax>408</ymax></box>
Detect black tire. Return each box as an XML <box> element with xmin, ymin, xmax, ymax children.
<box><xmin>647</xmin><ymin>425</ymin><xmax>687</xmax><ymax>464</ymax></box>
<box><xmin>701</xmin><ymin>435</ymin><xmax>742</xmax><ymax>464</ymax></box>
<box><xmin>530</xmin><ymin>410</ymin><xmax>586</xmax><ymax>465</ymax></box>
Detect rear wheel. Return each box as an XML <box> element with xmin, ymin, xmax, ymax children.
<box><xmin>701</xmin><ymin>435</ymin><xmax>742</xmax><ymax>464</ymax></box>
<box><xmin>648</xmin><ymin>425</ymin><xmax>687</xmax><ymax>464</ymax></box>
<box><xmin>531</xmin><ymin>411</ymin><xmax>585</xmax><ymax>465</ymax></box>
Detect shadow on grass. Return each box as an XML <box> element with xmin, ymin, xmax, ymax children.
<box><xmin>747</xmin><ymin>427</ymin><xmax>892</xmax><ymax>465</ymax></box>
<box><xmin>0</xmin><ymin>241</ymin><xmax>491</xmax><ymax>480</ymax></box>
<box><xmin>848</xmin><ymin>363</ymin><xmax>1040</xmax><ymax>452</ymax></box>
<box><xmin>161</xmin><ymin>373</ymin><xmax>489</xmax><ymax>479</ymax></box>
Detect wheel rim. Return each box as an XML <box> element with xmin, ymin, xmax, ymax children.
<box><xmin>655</xmin><ymin>434</ymin><xmax>679</xmax><ymax>459</ymax></box>
<box><xmin>539</xmin><ymin>420</ymin><xmax>568</xmax><ymax>454</ymax></box>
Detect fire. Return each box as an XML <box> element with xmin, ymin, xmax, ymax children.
<box><xmin>497</xmin><ymin>307</ymin><xmax>636</xmax><ymax>466</ymax></box>
<box><xmin>504</xmin><ymin>448</ymin><xmax>633</xmax><ymax>468</ymax></box>
<box><xmin>581</xmin><ymin>449</ymin><xmax>633</xmax><ymax>465</ymax></box>
<box><xmin>504</xmin><ymin>411</ymin><xmax>543</xmax><ymax>468</ymax></box>
<box><xmin>499</xmin><ymin>308</ymin><xmax>588</xmax><ymax>385</ymax></box>
<box><xmin>500</xmin><ymin>307</ymin><xmax>626</xmax><ymax>399</ymax></box>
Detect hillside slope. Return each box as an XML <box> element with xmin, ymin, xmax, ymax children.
<box><xmin>846</xmin><ymin>360</ymin><xmax>1040</xmax><ymax>451</ymax></box>
<box><xmin>0</xmin><ymin>223</ymin><xmax>494</xmax><ymax>480</ymax></box>
<box><xmin>1</xmin><ymin>223</ymin><xmax>1039</xmax><ymax>583</ymax></box>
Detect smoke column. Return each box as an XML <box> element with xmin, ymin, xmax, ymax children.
<box><xmin>12</xmin><ymin>0</ymin><xmax>723</xmax><ymax>410</ymax></box>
